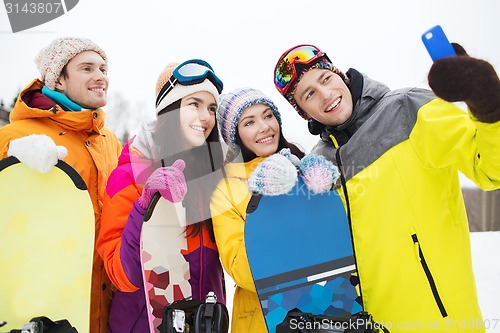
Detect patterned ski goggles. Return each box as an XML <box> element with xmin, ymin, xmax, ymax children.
<box><xmin>156</xmin><ymin>59</ymin><xmax>224</xmax><ymax>108</ymax></box>
<box><xmin>274</xmin><ymin>44</ymin><xmax>330</xmax><ymax>96</ymax></box>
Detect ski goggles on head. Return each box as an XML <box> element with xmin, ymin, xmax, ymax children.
<box><xmin>156</xmin><ymin>59</ymin><xmax>223</xmax><ymax>108</ymax></box>
<box><xmin>274</xmin><ymin>44</ymin><xmax>330</xmax><ymax>96</ymax></box>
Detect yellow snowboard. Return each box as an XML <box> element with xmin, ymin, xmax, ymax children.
<box><xmin>0</xmin><ymin>156</ymin><xmax>94</xmax><ymax>332</ymax></box>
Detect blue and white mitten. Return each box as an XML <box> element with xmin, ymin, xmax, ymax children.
<box><xmin>299</xmin><ymin>154</ymin><xmax>339</xmax><ymax>194</ymax></box>
<box><xmin>248</xmin><ymin>150</ymin><xmax>298</xmax><ymax>196</ymax></box>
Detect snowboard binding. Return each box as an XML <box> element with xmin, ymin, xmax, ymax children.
<box><xmin>276</xmin><ymin>309</ymin><xmax>389</xmax><ymax>333</ymax></box>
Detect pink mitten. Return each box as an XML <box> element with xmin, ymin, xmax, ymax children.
<box><xmin>299</xmin><ymin>154</ymin><xmax>339</xmax><ymax>194</ymax></box>
<box><xmin>138</xmin><ymin>159</ymin><xmax>187</xmax><ymax>208</ymax></box>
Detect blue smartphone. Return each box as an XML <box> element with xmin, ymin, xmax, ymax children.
<box><xmin>421</xmin><ymin>25</ymin><xmax>456</xmax><ymax>61</ymax></box>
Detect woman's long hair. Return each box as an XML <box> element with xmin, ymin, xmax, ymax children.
<box><xmin>152</xmin><ymin>100</ymin><xmax>224</xmax><ymax>241</ymax></box>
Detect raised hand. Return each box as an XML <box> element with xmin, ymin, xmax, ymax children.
<box><xmin>299</xmin><ymin>154</ymin><xmax>339</xmax><ymax>194</ymax></box>
<box><xmin>138</xmin><ymin>159</ymin><xmax>187</xmax><ymax>208</ymax></box>
<box><xmin>428</xmin><ymin>43</ymin><xmax>500</xmax><ymax>123</ymax></box>
<box><xmin>248</xmin><ymin>151</ymin><xmax>298</xmax><ymax>196</ymax></box>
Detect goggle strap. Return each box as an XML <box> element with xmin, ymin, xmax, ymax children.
<box><xmin>275</xmin><ymin>45</ymin><xmax>332</xmax><ymax>95</ymax></box>
<box><xmin>156</xmin><ymin>77</ymin><xmax>178</xmax><ymax>108</ymax></box>
<box><xmin>282</xmin><ymin>55</ymin><xmax>331</xmax><ymax>96</ymax></box>
<box><xmin>204</xmin><ymin>73</ymin><xmax>223</xmax><ymax>94</ymax></box>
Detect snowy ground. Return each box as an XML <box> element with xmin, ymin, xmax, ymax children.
<box><xmin>470</xmin><ymin>232</ymin><xmax>500</xmax><ymax>332</ymax></box>
<box><xmin>224</xmin><ymin>231</ymin><xmax>500</xmax><ymax>332</ymax></box>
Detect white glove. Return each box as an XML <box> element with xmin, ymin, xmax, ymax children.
<box><xmin>8</xmin><ymin>134</ymin><xmax>68</xmax><ymax>174</ymax></box>
<box><xmin>248</xmin><ymin>149</ymin><xmax>298</xmax><ymax>196</ymax></box>
<box><xmin>299</xmin><ymin>154</ymin><xmax>339</xmax><ymax>194</ymax></box>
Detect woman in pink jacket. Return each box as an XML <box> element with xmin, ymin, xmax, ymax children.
<box><xmin>97</xmin><ymin>60</ymin><xmax>226</xmax><ymax>332</ymax></box>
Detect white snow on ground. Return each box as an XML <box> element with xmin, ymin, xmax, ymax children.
<box><xmin>224</xmin><ymin>231</ymin><xmax>500</xmax><ymax>332</ymax></box>
<box><xmin>471</xmin><ymin>232</ymin><xmax>500</xmax><ymax>333</ymax></box>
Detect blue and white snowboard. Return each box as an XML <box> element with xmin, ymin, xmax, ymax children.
<box><xmin>245</xmin><ymin>177</ymin><xmax>363</xmax><ymax>333</ymax></box>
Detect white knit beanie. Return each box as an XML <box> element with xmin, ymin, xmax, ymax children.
<box><xmin>34</xmin><ymin>37</ymin><xmax>108</xmax><ymax>90</ymax></box>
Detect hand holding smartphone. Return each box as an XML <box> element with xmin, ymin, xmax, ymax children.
<box><xmin>421</xmin><ymin>25</ymin><xmax>456</xmax><ymax>61</ymax></box>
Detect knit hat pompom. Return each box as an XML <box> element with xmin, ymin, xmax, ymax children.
<box><xmin>34</xmin><ymin>37</ymin><xmax>107</xmax><ymax>90</ymax></box>
<box><xmin>155</xmin><ymin>62</ymin><xmax>221</xmax><ymax>115</ymax></box>
<box><xmin>217</xmin><ymin>87</ymin><xmax>282</xmax><ymax>145</ymax></box>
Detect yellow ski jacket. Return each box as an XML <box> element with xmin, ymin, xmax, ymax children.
<box><xmin>311</xmin><ymin>71</ymin><xmax>500</xmax><ymax>332</ymax></box>
<box><xmin>210</xmin><ymin>157</ymin><xmax>268</xmax><ymax>333</ymax></box>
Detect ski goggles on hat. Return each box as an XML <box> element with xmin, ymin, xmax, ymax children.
<box><xmin>274</xmin><ymin>44</ymin><xmax>330</xmax><ymax>96</ymax></box>
<box><xmin>156</xmin><ymin>59</ymin><xmax>223</xmax><ymax>108</ymax></box>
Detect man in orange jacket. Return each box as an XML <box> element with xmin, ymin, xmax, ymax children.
<box><xmin>0</xmin><ymin>37</ymin><xmax>122</xmax><ymax>333</ymax></box>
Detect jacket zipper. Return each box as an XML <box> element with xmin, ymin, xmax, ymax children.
<box><xmin>411</xmin><ymin>233</ymin><xmax>448</xmax><ymax>318</ymax></box>
<box><xmin>199</xmin><ymin>227</ymin><xmax>204</xmax><ymax>300</ymax></box>
<box><xmin>332</xmin><ymin>138</ymin><xmax>365</xmax><ymax>309</ymax></box>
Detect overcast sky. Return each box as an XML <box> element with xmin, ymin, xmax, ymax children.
<box><xmin>1</xmin><ymin>0</ymin><xmax>499</xmax><ymax>187</ymax></box>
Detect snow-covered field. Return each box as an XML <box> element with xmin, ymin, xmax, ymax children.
<box><xmin>471</xmin><ymin>232</ymin><xmax>500</xmax><ymax>332</ymax></box>
<box><xmin>224</xmin><ymin>231</ymin><xmax>500</xmax><ymax>332</ymax></box>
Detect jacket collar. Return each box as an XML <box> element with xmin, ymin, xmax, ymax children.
<box><xmin>224</xmin><ymin>157</ymin><xmax>266</xmax><ymax>180</ymax></box>
<box><xmin>10</xmin><ymin>79</ymin><xmax>106</xmax><ymax>134</ymax></box>
<box><xmin>321</xmin><ymin>69</ymin><xmax>391</xmax><ymax>146</ymax></box>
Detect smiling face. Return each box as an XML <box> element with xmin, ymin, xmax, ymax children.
<box><xmin>179</xmin><ymin>90</ymin><xmax>217</xmax><ymax>148</ymax></box>
<box><xmin>294</xmin><ymin>68</ymin><xmax>353</xmax><ymax>126</ymax></box>
<box><xmin>237</xmin><ymin>103</ymin><xmax>280</xmax><ymax>158</ymax></box>
<box><xmin>55</xmin><ymin>50</ymin><xmax>108</xmax><ymax>109</ymax></box>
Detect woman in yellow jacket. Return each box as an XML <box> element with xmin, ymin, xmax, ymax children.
<box><xmin>210</xmin><ymin>88</ymin><xmax>306</xmax><ymax>332</ymax></box>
